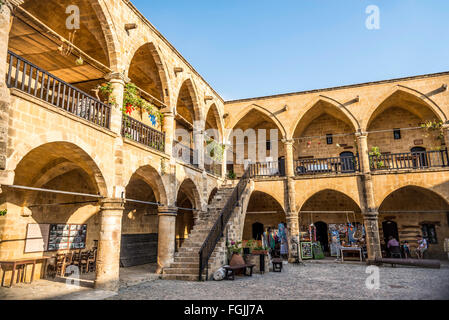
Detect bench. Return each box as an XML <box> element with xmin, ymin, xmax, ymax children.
<box><xmin>272</xmin><ymin>258</ymin><xmax>283</xmax><ymax>272</ymax></box>
<box><xmin>223</xmin><ymin>264</ymin><xmax>255</xmax><ymax>280</ymax></box>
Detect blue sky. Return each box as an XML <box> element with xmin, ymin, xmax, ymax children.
<box><xmin>132</xmin><ymin>0</ymin><xmax>449</xmax><ymax>101</ymax></box>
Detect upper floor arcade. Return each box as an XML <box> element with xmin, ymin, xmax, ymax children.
<box><xmin>3</xmin><ymin>0</ymin><xmax>225</xmax><ymax>177</ymax></box>
<box><xmin>224</xmin><ymin>72</ymin><xmax>449</xmax><ymax>180</ymax></box>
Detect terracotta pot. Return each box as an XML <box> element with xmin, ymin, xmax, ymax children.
<box><xmin>230</xmin><ymin>253</ymin><xmax>245</xmax><ymax>266</ymax></box>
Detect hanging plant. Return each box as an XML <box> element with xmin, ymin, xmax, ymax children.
<box><xmin>369</xmin><ymin>146</ymin><xmax>384</xmax><ymax>169</ymax></box>
<box><xmin>0</xmin><ymin>209</ymin><xmax>7</xmax><ymax>216</ymax></box>
<box><xmin>420</xmin><ymin>120</ymin><xmax>444</xmax><ymax>141</ymax></box>
<box><xmin>98</xmin><ymin>82</ymin><xmax>164</xmax><ymax>126</ymax></box>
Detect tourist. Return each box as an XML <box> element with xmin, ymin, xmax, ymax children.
<box><xmin>402</xmin><ymin>241</ymin><xmax>411</xmax><ymax>259</ymax></box>
<box><xmin>278</xmin><ymin>222</ymin><xmax>289</xmax><ymax>259</ymax></box>
<box><xmin>415</xmin><ymin>235</ymin><xmax>428</xmax><ymax>259</ymax></box>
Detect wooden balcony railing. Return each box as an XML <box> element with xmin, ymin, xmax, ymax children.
<box><xmin>173</xmin><ymin>141</ymin><xmax>199</xmax><ymax>168</ymax></box>
<box><xmin>121</xmin><ymin>115</ymin><xmax>165</xmax><ymax>152</ymax></box>
<box><xmin>369</xmin><ymin>149</ymin><xmax>449</xmax><ymax>171</ymax></box>
<box><xmin>248</xmin><ymin>159</ymin><xmax>286</xmax><ymax>178</ymax></box>
<box><xmin>6</xmin><ymin>51</ymin><xmax>111</xmax><ymax>129</ymax></box>
<box><xmin>295</xmin><ymin>155</ymin><xmax>360</xmax><ymax>176</ymax></box>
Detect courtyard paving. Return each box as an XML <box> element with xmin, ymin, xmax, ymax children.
<box><xmin>110</xmin><ymin>261</ymin><xmax>449</xmax><ymax>300</ymax></box>
<box><xmin>1</xmin><ymin>261</ymin><xmax>448</xmax><ymax>300</ymax></box>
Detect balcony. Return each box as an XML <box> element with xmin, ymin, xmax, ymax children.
<box><xmin>121</xmin><ymin>115</ymin><xmax>165</xmax><ymax>152</ymax></box>
<box><xmin>6</xmin><ymin>51</ymin><xmax>111</xmax><ymax>129</ymax></box>
<box><xmin>369</xmin><ymin>149</ymin><xmax>449</xmax><ymax>171</ymax></box>
<box><xmin>295</xmin><ymin>155</ymin><xmax>360</xmax><ymax>176</ymax></box>
<box><xmin>248</xmin><ymin>159</ymin><xmax>286</xmax><ymax>178</ymax></box>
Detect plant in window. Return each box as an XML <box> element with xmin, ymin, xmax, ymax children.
<box><xmin>369</xmin><ymin>146</ymin><xmax>385</xmax><ymax>169</ymax></box>
<box><xmin>227</xmin><ymin>170</ymin><xmax>236</xmax><ymax>180</ymax></box>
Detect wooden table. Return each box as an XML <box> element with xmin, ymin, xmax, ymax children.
<box><xmin>340</xmin><ymin>247</ymin><xmax>363</xmax><ymax>262</ymax></box>
<box><xmin>0</xmin><ymin>257</ymin><xmax>50</xmax><ymax>288</ymax></box>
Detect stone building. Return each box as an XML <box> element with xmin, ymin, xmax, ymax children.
<box><xmin>0</xmin><ymin>0</ymin><xmax>448</xmax><ymax>289</ymax></box>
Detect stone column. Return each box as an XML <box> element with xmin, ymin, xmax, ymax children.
<box><xmin>95</xmin><ymin>198</ymin><xmax>124</xmax><ymax>291</ymax></box>
<box><xmin>162</xmin><ymin>111</ymin><xmax>175</xmax><ymax>156</ymax></box>
<box><xmin>193</xmin><ymin>121</ymin><xmax>204</xmax><ymax>169</ymax></box>
<box><xmin>356</xmin><ymin>132</ymin><xmax>371</xmax><ymax>174</ymax></box>
<box><xmin>356</xmin><ymin>132</ymin><xmax>382</xmax><ymax>260</ymax></box>
<box><xmin>0</xmin><ymin>2</ymin><xmax>12</xmax><ymax>171</ymax></box>
<box><xmin>156</xmin><ymin>206</ymin><xmax>178</xmax><ymax>274</ymax></box>
<box><xmin>105</xmin><ymin>72</ymin><xmax>127</xmax><ymax>135</ymax></box>
<box><xmin>284</xmin><ymin>139</ymin><xmax>295</xmax><ymax>177</ymax></box>
<box><xmin>286</xmin><ymin>212</ymin><xmax>299</xmax><ymax>263</ymax></box>
<box><xmin>443</xmin><ymin>124</ymin><xmax>449</xmax><ymax>148</ymax></box>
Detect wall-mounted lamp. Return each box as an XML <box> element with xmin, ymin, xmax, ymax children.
<box><xmin>125</xmin><ymin>23</ymin><xmax>137</xmax><ymax>35</ymax></box>
<box><xmin>174</xmin><ymin>67</ymin><xmax>183</xmax><ymax>75</ymax></box>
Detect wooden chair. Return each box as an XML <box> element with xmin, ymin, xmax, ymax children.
<box><xmin>79</xmin><ymin>251</ymin><xmax>90</xmax><ymax>274</ymax></box>
<box><xmin>87</xmin><ymin>249</ymin><xmax>97</xmax><ymax>273</ymax></box>
<box><xmin>71</xmin><ymin>250</ymin><xmax>82</xmax><ymax>268</ymax></box>
<box><xmin>55</xmin><ymin>253</ymin><xmax>67</xmax><ymax>277</ymax></box>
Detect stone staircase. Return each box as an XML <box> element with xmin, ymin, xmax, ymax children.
<box><xmin>162</xmin><ymin>186</ymin><xmax>235</xmax><ymax>281</ymax></box>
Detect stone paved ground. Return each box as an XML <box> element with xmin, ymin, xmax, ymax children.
<box><xmin>110</xmin><ymin>262</ymin><xmax>449</xmax><ymax>300</ymax></box>
<box><xmin>1</xmin><ymin>262</ymin><xmax>448</xmax><ymax>300</ymax></box>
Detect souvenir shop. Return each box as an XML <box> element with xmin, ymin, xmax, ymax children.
<box><xmin>298</xmin><ymin>211</ymin><xmax>367</xmax><ymax>260</ymax></box>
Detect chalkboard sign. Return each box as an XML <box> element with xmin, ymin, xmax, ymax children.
<box><xmin>47</xmin><ymin>224</ymin><xmax>87</xmax><ymax>251</ymax></box>
<box><xmin>300</xmin><ymin>242</ymin><xmax>313</xmax><ymax>260</ymax></box>
<box><xmin>312</xmin><ymin>242</ymin><xmax>325</xmax><ymax>259</ymax></box>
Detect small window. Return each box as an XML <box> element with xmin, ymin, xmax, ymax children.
<box><xmin>421</xmin><ymin>224</ymin><xmax>437</xmax><ymax>244</ymax></box>
<box><xmin>393</xmin><ymin>129</ymin><xmax>401</xmax><ymax>140</ymax></box>
<box><xmin>326</xmin><ymin>134</ymin><xmax>333</xmax><ymax>145</ymax></box>
<box><xmin>266</xmin><ymin>140</ymin><xmax>271</xmax><ymax>150</ymax></box>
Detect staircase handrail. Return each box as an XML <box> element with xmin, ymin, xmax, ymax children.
<box><xmin>198</xmin><ymin>167</ymin><xmax>252</xmax><ymax>280</ymax></box>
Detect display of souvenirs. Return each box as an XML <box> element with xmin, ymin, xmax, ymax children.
<box><xmin>300</xmin><ymin>242</ymin><xmax>313</xmax><ymax>259</ymax></box>
<box><xmin>48</xmin><ymin>224</ymin><xmax>87</xmax><ymax>251</ymax></box>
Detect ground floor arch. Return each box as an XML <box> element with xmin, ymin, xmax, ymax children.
<box><xmin>0</xmin><ymin>141</ymin><xmax>109</xmax><ymax>283</ymax></box>
<box><xmin>378</xmin><ymin>185</ymin><xmax>449</xmax><ymax>259</ymax></box>
<box><xmin>120</xmin><ymin>165</ymin><xmax>165</xmax><ymax>267</ymax></box>
<box><xmin>298</xmin><ymin>189</ymin><xmax>364</xmax><ymax>256</ymax></box>
<box><xmin>175</xmin><ymin>179</ymin><xmax>200</xmax><ymax>250</ymax></box>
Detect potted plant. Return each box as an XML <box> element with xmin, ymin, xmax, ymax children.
<box><xmin>243</xmin><ymin>239</ymin><xmax>256</xmax><ymax>254</ymax></box>
<box><xmin>227</xmin><ymin>170</ymin><xmax>236</xmax><ymax>180</ymax></box>
<box><xmin>227</xmin><ymin>240</ymin><xmax>243</xmax><ymax>263</ymax></box>
<box><xmin>252</xmin><ymin>245</ymin><xmax>269</xmax><ymax>255</ymax></box>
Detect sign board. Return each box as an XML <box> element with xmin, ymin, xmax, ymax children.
<box><xmin>25</xmin><ymin>224</ymin><xmax>50</xmax><ymax>253</ymax></box>
<box><xmin>300</xmin><ymin>242</ymin><xmax>313</xmax><ymax>260</ymax></box>
<box><xmin>47</xmin><ymin>224</ymin><xmax>87</xmax><ymax>251</ymax></box>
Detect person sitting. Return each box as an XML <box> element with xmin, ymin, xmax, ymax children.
<box><xmin>415</xmin><ymin>235</ymin><xmax>428</xmax><ymax>259</ymax></box>
<box><xmin>402</xmin><ymin>241</ymin><xmax>411</xmax><ymax>259</ymax></box>
<box><xmin>387</xmin><ymin>236</ymin><xmax>401</xmax><ymax>258</ymax></box>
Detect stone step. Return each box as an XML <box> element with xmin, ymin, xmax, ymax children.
<box><xmin>164</xmin><ymin>267</ymin><xmax>199</xmax><ymax>275</ymax></box>
<box><xmin>162</xmin><ymin>274</ymin><xmax>200</xmax><ymax>281</ymax></box>
<box><xmin>169</xmin><ymin>262</ymin><xmax>199</xmax><ymax>269</ymax></box>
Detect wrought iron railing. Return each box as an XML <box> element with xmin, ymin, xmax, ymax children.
<box><xmin>121</xmin><ymin>115</ymin><xmax>165</xmax><ymax>152</ymax></box>
<box><xmin>248</xmin><ymin>159</ymin><xmax>285</xmax><ymax>178</ymax></box>
<box><xmin>173</xmin><ymin>141</ymin><xmax>199</xmax><ymax>168</ymax></box>
<box><xmin>6</xmin><ymin>51</ymin><xmax>111</xmax><ymax>129</ymax></box>
<box><xmin>369</xmin><ymin>149</ymin><xmax>449</xmax><ymax>171</ymax></box>
<box><xmin>198</xmin><ymin>167</ymin><xmax>251</xmax><ymax>281</ymax></box>
<box><xmin>294</xmin><ymin>155</ymin><xmax>360</xmax><ymax>175</ymax></box>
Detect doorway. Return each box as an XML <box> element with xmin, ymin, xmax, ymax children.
<box><xmin>252</xmin><ymin>222</ymin><xmax>264</xmax><ymax>240</ymax></box>
<box><xmin>340</xmin><ymin>151</ymin><xmax>355</xmax><ymax>172</ymax></box>
<box><xmin>314</xmin><ymin>221</ymin><xmax>329</xmax><ymax>253</ymax></box>
<box><xmin>382</xmin><ymin>220</ymin><xmax>399</xmax><ymax>244</ymax></box>
<box><xmin>411</xmin><ymin>147</ymin><xmax>427</xmax><ymax>168</ymax></box>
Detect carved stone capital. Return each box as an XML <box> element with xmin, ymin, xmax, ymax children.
<box><xmin>105</xmin><ymin>72</ymin><xmax>130</xmax><ymax>83</ymax></box>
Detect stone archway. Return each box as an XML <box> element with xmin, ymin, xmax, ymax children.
<box><xmin>120</xmin><ymin>165</ymin><xmax>167</xmax><ymax>267</ymax></box>
<box><xmin>378</xmin><ymin>185</ymin><xmax>449</xmax><ymax>259</ymax></box>
<box><xmin>292</xmin><ymin>98</ymin><xmax>359</xmax><ymax>162</ymax></box>
<box><xmin>175</xmin><ymin>178</ymin><xmax>201</xmax><ymax>250</ymax></box>
<box><xmin>0</xmin><ymin>141</ymin><xmax>109</xmax><ymax>284</ymax></box>
<box><xmin>366</xmin><ymin>89</ymin><xmax>447</xmax><ymax>155</ymax></box>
